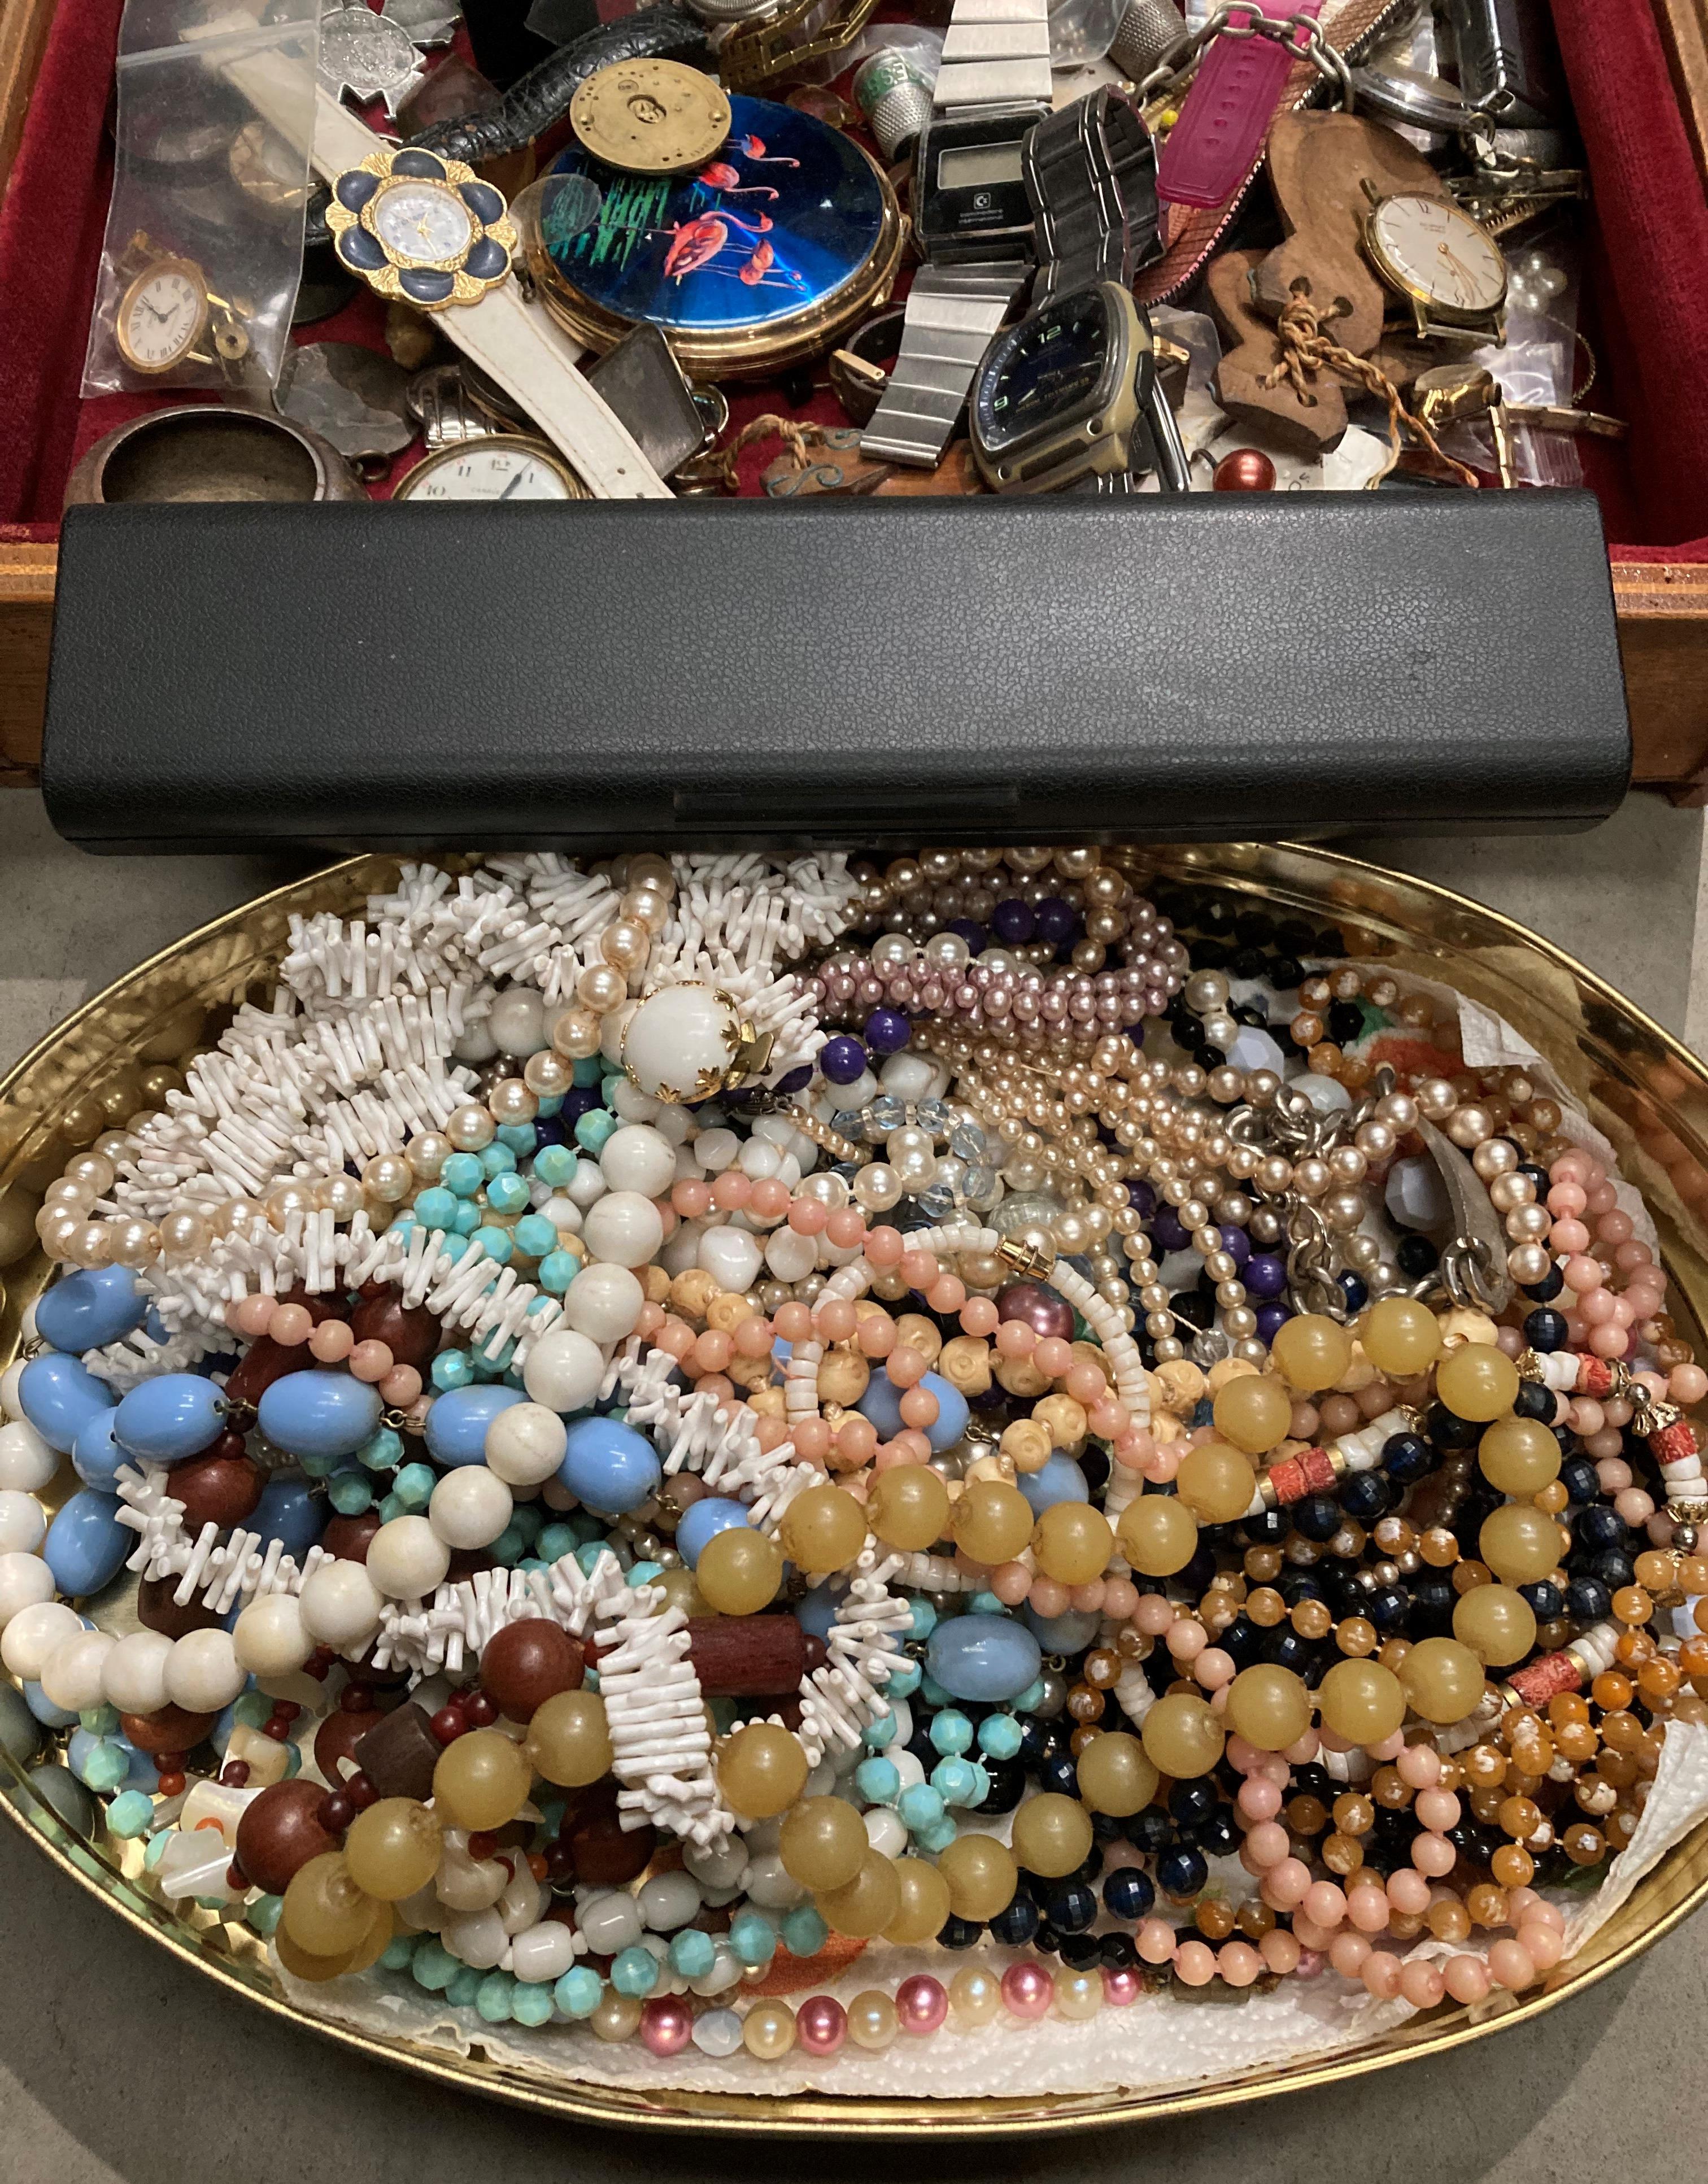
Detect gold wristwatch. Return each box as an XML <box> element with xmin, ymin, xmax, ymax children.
<box><xmin>1360</xmin><ymin>185</ymin><xmax>1507</xmax><ymax>342</ymax></box>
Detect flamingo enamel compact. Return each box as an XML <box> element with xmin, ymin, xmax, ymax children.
<box><xmin>527</xmin><ymin>95</ymin><xmax>903</xmax><ymax>378</ymax></box>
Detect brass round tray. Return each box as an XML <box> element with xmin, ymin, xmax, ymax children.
<box><xmin>3</xmin><ymin>839</ymin><xmax>1707</xmax><ymax>2134</ymax></box>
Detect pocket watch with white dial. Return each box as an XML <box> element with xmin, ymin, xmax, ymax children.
<box><xmin>114</xmin><ymin>243</ymin><xmax>251</xmax><ymax>377</ymax></box>
<box><xmin>1360</xmin><ymin>186</ymin><xmax>1507</xmax><ymax>341</ymax></box>
<box><xmin>391</xmin><ymin>434</ymin><xmax>589</xmax><ymax>501</ymax></box>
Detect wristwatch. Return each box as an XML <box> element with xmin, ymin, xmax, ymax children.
<box><xmin>1360</xmin><ymin>184</ymin><xmax>1508</xmax><ymax>343</ymax></box>
<box><xmin>1023</xmin><ymin>85</ymin><xmax>1162</xmax><ymax>305</ymax></box>
<box><xmin>968</xmin><ymin>90</ymin><xmax>1179</xmax><ymax>495</ymax></box>
<box><xmin>858</xmin><ymin>0</ymin><xmax>1052</xmax><ymax>468</ymax></box>
<box><xmin>969</xmin><ymin>278</ymin><xmax>1187</xmax><ymax>494</ymax></box>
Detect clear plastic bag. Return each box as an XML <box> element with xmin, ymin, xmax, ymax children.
<box><xmin>1436</xmin><ymin>228</ymin><xmax>1585</xmax><ymax>487</ymax></box>
<box><xmin>82</xmin><ymin>0</ymin><xmax>319</xmax><ymax>397</ymax></box>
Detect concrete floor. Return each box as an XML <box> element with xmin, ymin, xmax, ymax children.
<box><xmin>2</xmin><ymin>789</ymin><xmax>1706</xmax><ymax>2182</ymax></box>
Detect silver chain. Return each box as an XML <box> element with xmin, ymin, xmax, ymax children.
<box><xmin>1137</xmin><ymin>7</ymin><xmax>1356</xmax><ymax>115</ymax></box>
<box><xmin>1230</xmin><ymin>1067</ymin><xmax>1397</xmax><ymax>1323</ymax></box>
<box><xmin>1415</xmin><ymin>1232</ymin><xmax>1507</xmax><ymax>1315</ymax></box>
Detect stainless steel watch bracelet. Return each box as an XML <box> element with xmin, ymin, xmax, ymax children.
<box><xmin>859</xmin><ymin>0</ymin><xmax>1049</xmax><ymax>467</ymax></box>
<box><xmin>1025</xmin><ymin>85</ymin><xmax>1161</xmax><ymax>303</ymax></box>
<box><xmin>857</xmin><ymin>263</ymin><xmax>1032</xmax><ymax>465</ymax></box>
<box><xmin>934</xmin><ymin>0</ymin><xmax>1053</xmax><ymax>111</ymax></box>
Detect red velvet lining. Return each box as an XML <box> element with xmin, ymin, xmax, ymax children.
<box><xmin>2</xmin><ymin>0</ymin><xmax>1705</xmax><ymax>547</ymax></box>
<box><xmin>1553</xmin><ymin>0</ymin><xmax>1708</xmax><ymax>551</ymax></box>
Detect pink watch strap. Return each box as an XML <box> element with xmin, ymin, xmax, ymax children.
<box><xmin>1156</xmin><ymin>2</ymin><xmax>1324</xmax><ymax>209</ymax></box>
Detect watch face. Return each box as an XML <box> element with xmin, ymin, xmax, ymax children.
<box><xmin>371</xmin><ymin>178</ymin><xmax>475</xmax><ymax>268</ymax></box>
<box><xmin>914</xmin><ymin>106</ymin><xmax>1044</xmax><ymax>257</ymax></box>
<box><xmin>329</xmin><ymin>150</ymin><xmax>516</xmax><ymax>311</ymax></box>
<box><xmin>1367</xmin><ymin>195</ymin><xmax>1506</xmax><ymax>316</ymax></box>
<box><xmin>394</xmin><ymin>439</ymin><xmax>585</xmax><ymax>502</ymax></box>
<box><xmin>974</xmin><ymin>286</ymin><xmax>1114</xmax><ymax>456</ymax></box>
<box><xmin>118</xmin><ymin>263</ymin><xmax>205</xmax><ymax>373</ymax></box>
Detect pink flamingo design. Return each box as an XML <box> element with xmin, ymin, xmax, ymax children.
<box><xmin>654</xmin><ymin>209</ymin><xmax>773</xmax><ymax>281</ymax></box>
<box><xmin>696</xmin><ymin>160</ymin><xmax>778</xmax><ymax>200</ymax></box>
<box><xmin>733</xmin><ymin>136</ymin><xmax>798</xmax><ymax>168</ymax></box>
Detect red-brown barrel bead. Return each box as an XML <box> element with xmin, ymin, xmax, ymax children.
<box><xmin>135</xmin><ymin>1575</ymin><xmax>225</xmax><ymax>1640</ymax></box>
<box><xmin>281</xmin><ymin>1285</ymin><xmax>350</xmax><ymax>1325</ymax></box>
<box><xmin>682</xmin><ymin>1614</ymin><xmax>813</xmax><ymax>1697</ymax></box>
<box><xmin>480</xmin><ymin>1619</ymin><xmax>585</xmax><ymax>1721</ymax></box>
<box><xmin>314</xmin><ymin>1707</ymin><xmax>373</xmax><ymax>1784</ymax></box>
<box><xmin>119</xmin><ymin>1703</ymin><xmax>216</xmax><ymax>1755</ymax></box>
<box><xmin>236</xmin><ymin>1778</ymin><xmax>341</xmax><ymax>1893</ymax></box>
<box><xmin>350</xmin><ymin>1293</ymin><xmax>442</xmax><ymax>1371</ymax></box>
<box><xmin>171</xmin><ymin>1453</ymin><xmax>265</xmax><ymax>1531</ymax></box>
<box><xmin>224</xmin><ymin>1336</ymin><xmax>316</xmax><ymax>1408</ymax></box>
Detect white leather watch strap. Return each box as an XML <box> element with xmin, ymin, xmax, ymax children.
<box><xmin>306</xmin><ymin>90</ymin><xmax>672</xmax><ymax>499</ymax></box>
<box><xmin>207</xmin><ymin>24</ymin><xmax>671</xmax><ymax>499</ymax></box>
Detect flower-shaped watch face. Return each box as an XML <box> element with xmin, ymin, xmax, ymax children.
<box><xmin>326</xmin><ymin>147</ymin><xmax>517</xmax><ymax>311</ymax></box>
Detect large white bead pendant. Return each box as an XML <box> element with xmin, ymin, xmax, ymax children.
<box><xmin>618</xmin><ymin>983</ymin><xmax>774</xmax><ymax>1105</ymax></box>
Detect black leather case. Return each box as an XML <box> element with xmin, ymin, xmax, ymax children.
<box><xmin>42</xmin><ymin>490</ymin><xmax>1631</xmax><ymax>854</ymax></box>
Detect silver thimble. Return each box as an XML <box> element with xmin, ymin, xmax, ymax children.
<box><xmin>1108</xmin><ymin>0</ymin><xmax>1187</xmax><ymax>82</ymax></box>
<box><xmin>868</xmin><ymin>76</ymin><xmax>935</xmax><ymax>158</ymax></box>
<box><xmin>855</xmin><ymin>49</ymin><xmax>938</xmax><ymax>160</ymax></box>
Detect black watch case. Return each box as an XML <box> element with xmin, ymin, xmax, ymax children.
<box><xmin>913</xmin><ymin>103</ymin><xmax>1050</xmax><ymax>263</ymax></box>
<box><xmin>971</xmin><ymin>282</ymin><xmax>1152</xmax><ymax>488</ymax></box>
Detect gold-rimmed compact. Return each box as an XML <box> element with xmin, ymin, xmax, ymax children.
<box><xmin>525</xmin><ymin>93</ymin><xmax>902</xmax><ymax>379</ymax></box>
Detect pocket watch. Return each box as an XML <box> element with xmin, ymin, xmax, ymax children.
<box><xmin>113</xmin><ymin>237</ymin><xmax>251</xmax><ymax>377</ymax></box>
<box><xmin>391</xmin><ymin>435</ymin><xmax>590</xmax><ymax>500</ymax></box>
<box><xmin>1360</xmin><ymin>185</ymin><xmax>1507</xmax><ymax>339</ymax></box>
<box><xmin>568</xmin><ymin>58</ymin><xmax>732</xmax><ymax>174</ymax></box>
